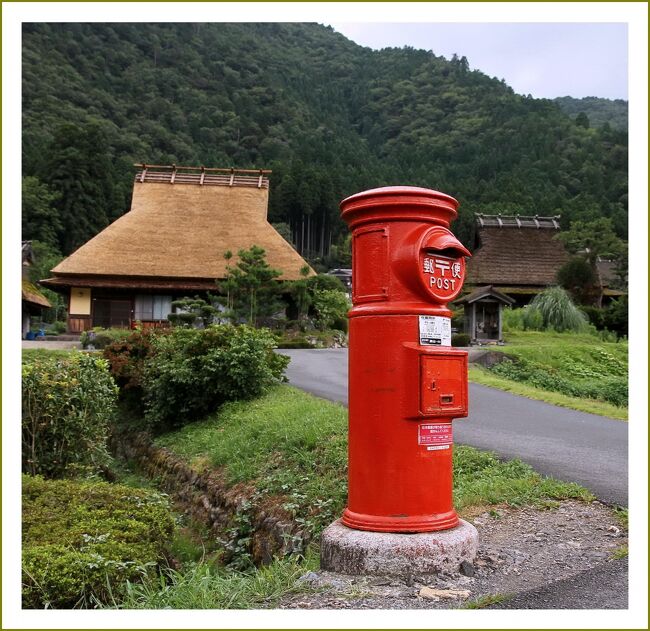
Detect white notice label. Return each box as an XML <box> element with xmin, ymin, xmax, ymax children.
<box><xmin>419</xmin><ymin>315</ymin><xmax>451</xmax><ymax>346</ymax></box>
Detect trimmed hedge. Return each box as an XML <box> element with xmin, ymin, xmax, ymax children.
<box><xmin>452</xmin><ymin>333</ymin><xmax>471</xmax><ymax>347</ymax></box>
<box><xmin>22</xmin><ymin>352</ymin><xmax>118</xmax><ymax>478</ymax></box>
<box><xmin>22</xmin><ymin>475</ymin><xmax>175</xmax><ymax>608</ymax></box>
<box><xmin>81</xmin><ymin>328</ymin><xmax>133</xmax><ymax>350</ymax></box>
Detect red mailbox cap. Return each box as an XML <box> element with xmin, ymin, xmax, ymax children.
<box><xmin>340</xmin><ymin>186</ymin><xmax>459</xmax><ymax>228</ymax></box>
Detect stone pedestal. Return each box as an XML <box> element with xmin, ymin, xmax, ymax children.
<box><xmin>320</xmin><ymin>519</ymin><xmax>478</xmax><ymax>577</ymax></box>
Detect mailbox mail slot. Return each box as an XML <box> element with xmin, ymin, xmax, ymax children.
<box><xmin>420</xmin><ymin>354</ymin><xmax>467</xmax><ymax>416</ymax></box>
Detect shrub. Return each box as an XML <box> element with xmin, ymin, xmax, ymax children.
<box><xmin>275</xmin><ymin>336</ymin><xmax>315</xmax><ymax>349</ymax></box>
<box><xmin>311</xmin><ymin>289</ymin><xmax>350</xmax><ymax>331</ymax></box>
<box><xmin>45</xmin><ymin>320</ymin><xmax>67</xmax><ymax>335</ymax></box>
<box><xmin>521</xmin><ymin>306</ymin><xmax>544</xmax><ymax>331</ymax></box>
<box><xmin>142</xmin><ymin>325</ymin><xmax>289</xmax><ymax>429</ymax></box>
<box><xmin>581</xmin><ymin>305</ymin><xmax>606</xmax><ymax>330</ymax></box>
<box><xmin>502</xmin><ymin>307</ymin><xmax>525</xmax><ymax>331</ymax></box>
<box><xmin>81</xmin><ymin>327</ymin><xmax>133</xmax><ymax>350</ymax></box>
<box><xmin>452</xmin><ymin>333</ymin><xmax>471</xmax><ymax>347</ymax></box>
<box><xmin>22</xmin><ymin>475</ymin><xmax>174</xmax><ymax>608</ymax></box>
<box><xmin>103</xmin><ymin>329</ymin><xmax>160</xmax><ymax>390</ymax></box>
<box><xmin>603</xmin><ymin>297</ymin><xmax>628</xmax><ymax>337</ymax></box>
<box><xmin>305</xmin><ymin>273</ymin><xmax>346</xmax><ymax>294</ymax></box>
<box><xmin>489</xmin><ymin>355</ymin><xmax>628</xmax><ymax>407</ymax></box>
<box><xmin>528</xmin><ymin>287</ymin><xmax>588</xmax><ymax>332</ymax></box>
<box><xmin>22</xmin><ymin>353</ymin><xmax>118</xmax><ymax>478</ymax></box>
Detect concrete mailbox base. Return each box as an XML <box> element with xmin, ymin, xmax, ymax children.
<box><xmin>320</xmin><ymin>519</ymin><xmax>478</xmax><ymax>578</ymax></box>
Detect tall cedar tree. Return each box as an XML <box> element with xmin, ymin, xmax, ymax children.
<box><xmin>556</xmin><ymin>217</ymin><xmax>625</xmax><ymax>306</ymax></box>
<box><xmin>43</xmin><ymin>123</ymin><xmax>118</xmax><ymax>254</ymax></box>
<box><xmin>22</xmin><ymin>177</ymin><xmax>62</xmax><ymax>247</ymax></box>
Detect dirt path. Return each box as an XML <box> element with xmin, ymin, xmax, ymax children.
<box><xmin>276</xmin><ymin>500</ymin><xmax>627</xmax><ymax>609</ymax></box>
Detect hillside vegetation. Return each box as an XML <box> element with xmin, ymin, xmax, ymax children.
<box><xmin>22</xmin><ymin>23</ymin><xmax>627</xmax><ymax>263</ymax></box>
<box><xmin>554</xmin><ymin>96</ymin><xmax>628</xmax><ymax>131</ymax></box>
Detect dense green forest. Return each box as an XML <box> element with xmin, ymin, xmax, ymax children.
<box><xmin>554</xmin><ymin>96</ymin><xmax>628</xmax><ymax>132</ymax></box>
<box><xmin>22</xmin><ymin>23</ymin><xmax>628</xmax><ymax>268</ymax></box>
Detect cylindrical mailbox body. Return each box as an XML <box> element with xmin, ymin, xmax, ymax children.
<box><xmin>340</xmin><ymin>186</ymin><xmax>470</xmax><ymax>533</ymax></box>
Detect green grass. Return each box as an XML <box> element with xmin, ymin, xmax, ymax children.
<box><xmin>107</xmin><ymin>550</ymin><xmax>318</xmax><ymax>609</ymax></box>
<box><xmin>469</xmin><ymin>366</ymin><xmax>627</xmax><ymax>420</ymax></box>
<box><xmin>21</xmin><ymin>348</ymin><xmax>81</xmax><ymax>361</ymax></box>
<box><xmin>610</xmin><ymin>545</ymin><xmax>628</xmax><ymax>560</ymax></box>
<box><xmin>470</xmin><ymin>330</ymin><xmax>628</xmax><ymax>419</ymax></box>
<box><xmin>130</xmin><ymin>385</ymin><xmax>597</xmax><ymax>609</ymax></box>
<box><xmin>612</xmin><ymin>506</ymin><xmax>628</xmax><ymax>529</ymax></box>
<box><xmin>155</xmin><ymin>385</ymin><xmax>594</xmax><ymax>541</ymax></box>
<box><xmin>462</xmin><ymin>593</ymin><xmax>511</xmax><ymax>609</ymax></box>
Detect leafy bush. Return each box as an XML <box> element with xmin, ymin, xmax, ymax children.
<box><xmin>311</xmin><ymin>289</ymin><xmax>350</xmax><ymax>331</ymax></box>
<box><xmin>582</xmin><ymin>298</ymin><xmax>628</xmax><ymax>339</ymax></box>
<box><xmin>502</xmin><ymin>307</ymin><xmax>524</xmax><ymax>332</ymax></box>
<box><xmin>142</xmin><ymin>325</ymin><xmax>289</xmax><ymax>428</ymax></box>
<box><xmin>521</xmin><ymin>306</ymin><xmax>544</xmax><ymax>331</ymax></box>
<box><xmin>305</xmin><ymin>273</ymin><xmax>346</xmax><ymax>294</ymax></box>
<box><xmin>81</xmin><ymin>327</ymin><xmax>133</xmax><ymax>350</ymax></box>
<box><xmin>452</xmin><ymin>333</ymin><xmax>471</xmax><ymax>347</ymax></box>
<box><xmin>489</xmin><ymin>354</ymin><xmax>627</xmax><ymax>407</ymax></box>
<box><xmin>276</xmin><ymin>337</ymin><xmax>316</xmax><ymax>349</ymax></box>
<box><xmin>603</xmin><ymin>297</ymin><xmax>628</xmax><ymax>337</ymax></box>
<box><xmin>103</xmin><ymin>328</ymin><xmax>162</xmax><ymax>404</ymax></box>
<box><xmin>580</xmin><ymin>305</ymin><xmax>606</xmax><ymax>329</ymax></box>
<box><xmin>45</xmin><ymin>320</ymin><xmax>67</xmax><ymax>335</ymax></box>
<box><xmin>22</xmin><ymin>353</ymin><xmax>118</xmax><ymax>478</ymax></box>
<box><xmin>22</xmin><ymin>475</ymin><xmax>174</xmax><ymax>608</ymax></box>
<box><xmin>528</xmin><ymin>287</ymin><xmax>588</xmax><ymax>332</ymax></box>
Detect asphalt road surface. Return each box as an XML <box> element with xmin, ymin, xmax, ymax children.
<box><xmin>278</xmin><ymin>348</ymin><xmax>628</xmax><ymax>507</ymax></box>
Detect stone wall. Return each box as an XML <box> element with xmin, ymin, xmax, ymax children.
<box><xmin>111</xmin><ymin>430</ymin><xmax>307</xmax><ymax>565</ymax></box>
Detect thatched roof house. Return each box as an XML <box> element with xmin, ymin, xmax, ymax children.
<box><xmin>41</xmin><ymin>165</ymin><xmax>312</xmax><ymax>332</ymax></box>
<box><xmin>464</xmin><ymin>214</ymin><xmax>625</xmax><ymax>307</ymax></box>
<box><xmin>464</xmin><ymin>214</ymin><xmax>570</xmax><ymax>305</ymax></box>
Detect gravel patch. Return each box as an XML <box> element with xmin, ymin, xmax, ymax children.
<box><xmin>275</xmin><ymin>500</ymin><xmax>627</xmax><ymax>609</ymax></box>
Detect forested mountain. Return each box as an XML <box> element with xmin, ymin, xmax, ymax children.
<box><xmin>554</xmin><ymin>96</ymin><xmax>628</xmax><ymax>132</ymax></box>
<box><xmin>22</xmin><ymin>23</ymin><xmax>628</xmax><ymax>266</ymax></box>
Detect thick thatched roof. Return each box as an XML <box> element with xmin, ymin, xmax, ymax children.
<box><xmin>49</xmin><ymin>166</ymin><xmax>312</xmax><ymax>285</ymax></box>
<box><xmin>465</xmin><ymin>215</ymin><xmax>569</xmax><ymax>287</ymax></box>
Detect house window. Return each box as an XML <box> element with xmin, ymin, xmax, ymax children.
<box><xmin>134</xmin><ymin>295</ymin><xmax>172</xmax><ymax>321</ymax></box>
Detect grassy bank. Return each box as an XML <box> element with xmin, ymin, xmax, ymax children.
<box><xmin>470</xmin><ymin>330</ymin><xmax>628</xmax><ymax>420</ymax></box>
<box><xmin>115</xmin><ymin>384</ymin><xmax>593</xmax><ymax>608</ymax></box>
<box><xmin>469</xmin><ymin>366</ymin><xmax>628</xmax><ymax>420</ymax></box>
<box><xmin>156</xmin><ymin>385</ymin><xmax>593</xmax><ymax>531</ymax></box>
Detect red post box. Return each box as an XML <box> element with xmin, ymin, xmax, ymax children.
<box><xmin>340</xmin><ymin>186</ymin><xmax>471</xmax><ymax>533</ymax></box>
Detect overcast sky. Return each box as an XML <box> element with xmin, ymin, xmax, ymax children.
<box><xmin>328</xmin><ymin>22</ymin><xmax>628</xmax><ymax>100</ymax></box>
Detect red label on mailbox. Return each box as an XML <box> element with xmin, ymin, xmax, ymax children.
<box><xmin>420</xmin><ymin>253</ymin><xmax>465</xmax><ymax>303</ymax></box>
<box><xmin>418</xmin><ymin>423</ymin><xmax>453</xmax><ymax>450</ymax></box>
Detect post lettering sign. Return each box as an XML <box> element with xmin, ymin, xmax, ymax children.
<box><xmin>419</xmin><ymin>253</ymin><xmax>465</xmax><ymax>302</ymax></box>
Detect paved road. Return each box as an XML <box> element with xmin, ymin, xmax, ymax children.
<box><xmin>278</xmin><ymin>349</ymin><xmax>628</xmax><ymax>507</ymax></box>
<box><xmin>489</xmin><ymin>557</ymin><xmax>628</xmax><ymax>609</ymax></box>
